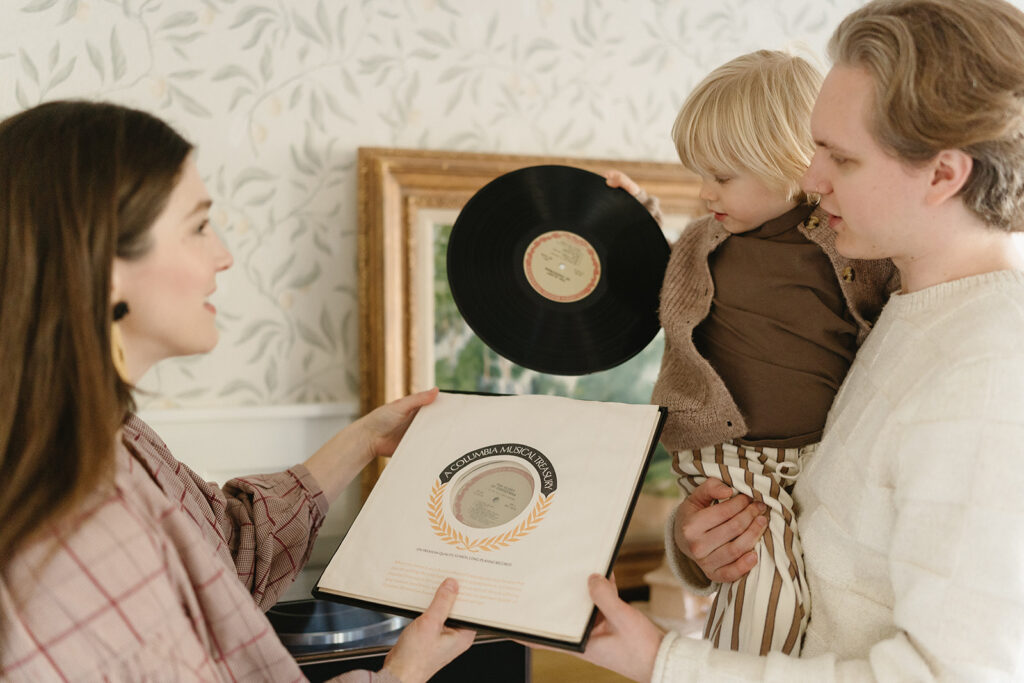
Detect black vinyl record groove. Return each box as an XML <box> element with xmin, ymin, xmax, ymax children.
<box><xmin>446</xmin><ymin>165</ymin><xmax>670</xmax><ymax>375</ymax></box>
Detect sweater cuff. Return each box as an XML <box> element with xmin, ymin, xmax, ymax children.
<box><xmin>652</xmin><ymin>630</ymin><xmax>682</xmax><ymax>682</ymax></box>
<box><xmin>664</xmin><ymin>507</ymin><xmax>717</xmax><ymax>597</ymax></box>
<box><xmin>651</xmin><ymin>630</ymin><xmax>715</xmax><ymax>683</ymax></box>
<box><xmin>635</xmin><ymin>188</ymin><xmax>664</xmax><ymax>226</ymax></box>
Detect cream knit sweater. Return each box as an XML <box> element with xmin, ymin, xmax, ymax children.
<box><xmin>656</xmin><ymin>270</ymin><xmax>1024</xmax><ymax>681</ymax></box>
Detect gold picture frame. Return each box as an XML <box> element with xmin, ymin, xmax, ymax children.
<box><xmin>357</xmin><ymin>146</ymin><xmax>704</xmax><ymax>587</ymax></box>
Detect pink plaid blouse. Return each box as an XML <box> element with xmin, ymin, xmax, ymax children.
<box><xmin>0</xmin><ymin>415</ymin><xmax>399</xmax><ymax>683</ymax></box>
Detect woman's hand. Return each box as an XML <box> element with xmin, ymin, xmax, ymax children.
<box><xmin>303</xmin><ymin>387</ymin><xmax>439</xmax><ymax>501</ymax></box>
<box><xmin>382</xmin><ymin>578</ymin><xmax>475</xmax><ymax>683</ymax></box>
<box><xmin>580</xmin><ymin>574</ymin><xmax>664</xmax><ymax>682</ymax></box>
<box><xmin>674</xmin><ymin>478</ymin><xmax>767</xmax><ymax>584</ymax></box>
<box><xmin>356</xmin><ymin>386</ymin><xmax>440</xmax><ymax>461</ymax></box>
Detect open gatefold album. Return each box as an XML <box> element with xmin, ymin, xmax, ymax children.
<box><xmin>313</xmin><ymin>391</ymin><xmax>667</xmax><ymax>651</ymax></box>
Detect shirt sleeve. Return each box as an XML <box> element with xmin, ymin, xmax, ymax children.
<box><xmin>651</xmin><ymin>352</ymin><xmax>1024</xmax><ymax>681</ymax></box>
<box><xmin>210</xmin><ymin>464</ymin><xmax>330</xmax><ymax>610</ymax></box>
<box><xmin>123</xmin><ymin>417</ymin><xmax>333</xmax><ymax>611</ymax></box>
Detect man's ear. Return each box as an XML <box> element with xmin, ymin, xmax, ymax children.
<box><xmin>925</xmin><ymin>149</ymin><xmax>973</xmax><ymax>206</ymax></box>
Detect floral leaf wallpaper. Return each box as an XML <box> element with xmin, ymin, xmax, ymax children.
<box><xmin>0</xmin><ymin>0</ymin><xmax>912</xmax><ymax>409</ymax></box>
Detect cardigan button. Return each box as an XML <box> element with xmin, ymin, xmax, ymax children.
<box><xmin>806</xmin><ymin>215</ymin><xmax>820</xmax><ymax>229</ymax></box>
<box><xmin>842</xmin><ymin>266</ymin><xmax>855</xmax><ymax>282</ymax></box>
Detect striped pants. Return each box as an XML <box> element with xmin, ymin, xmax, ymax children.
<box><xmin>672</xmin><ymin>441</ymin><xmax>815</xmax><ymax>656</ymax></box>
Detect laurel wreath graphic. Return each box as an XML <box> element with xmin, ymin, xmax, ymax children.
<box><xmin>428</xmin><ymin>480</ymin><xmax>554</xmax><ymax>552</ymax></box>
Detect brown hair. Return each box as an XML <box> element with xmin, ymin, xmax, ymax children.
<box><xmin>0</xmin><ymin>101</ymin><xmax>192</xmax><ymax>577</ymax></box>
<box><xmin>671</xmin><ymin>50</ymin><xmax>823</xmax><ymax>201</ymax></box>
<box><xmin>829</xmin><ymin>0</ymin><xmax>1024</xmax><ymax>231</ymax></box>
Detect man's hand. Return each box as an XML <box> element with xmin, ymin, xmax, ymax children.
<box><xmin>674</xmin><ymin>479</ymin><xmax>767</xmax><ymax>583</ymax></box>
<box><xmin>579</xmin><ymin>573</ymin><xmax>664</xmax><ymax>682</ymax></box>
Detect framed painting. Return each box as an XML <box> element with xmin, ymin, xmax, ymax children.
<box><xmin>358</xmin><ymin>147</ymin><xmax>705</xmax><ymax>588</ymax></box>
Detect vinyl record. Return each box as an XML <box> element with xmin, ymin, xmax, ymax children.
<box><xmin>446</xmin><ymin>165</ymin><xmax>670</xmax><ymax>375</ymax></box>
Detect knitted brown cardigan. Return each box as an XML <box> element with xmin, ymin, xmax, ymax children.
<box><xmin>651</xmin><ymin>206</ymin><xmax>900</xmax><ymax>452</ymax></box>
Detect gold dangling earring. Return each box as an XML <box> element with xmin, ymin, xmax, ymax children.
<box><xmin>111</xmin><ymin>301</ymin><xmax>130</xmax><ymax>383</ymax></box>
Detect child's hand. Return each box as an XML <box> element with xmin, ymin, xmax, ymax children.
<box><xmin>604</xmin><ymin>169</ymin><xmax>643</xmax><ymax>198</ymax></box>
<box><xmin>673</xmin><ymin>479</ymin><xmax>768</xmax><ymax>583</ymax></box>
<box><xmin>604</xmin><ymin>169</ymin><xmax>663</xmax><ymax>226</ymax></box>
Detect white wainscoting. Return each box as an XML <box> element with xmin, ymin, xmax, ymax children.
<box><xmin>138</xmin><ymin>402</ymin><xmax>361</xmax><ymax>602</ymax></box>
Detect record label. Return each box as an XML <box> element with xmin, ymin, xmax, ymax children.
<box><xmin>523</xmin><ymin>230</ymin><xmax>601</xmax><ymax>303</ymax></box>
<box><xmin>451</xmin><ymin>461</ymin><xmax>535</xmax><ymax>529</ymax></box>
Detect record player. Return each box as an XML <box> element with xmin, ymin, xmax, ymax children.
<box><xmin>267</xmin><ymin>599</ymin><xmax>408</xmax><ymax>655</ymax></box>
<box><xmin>267</xmin><ymin>598</ymin><xmax>530</xmax><ymax>682</ymax></box>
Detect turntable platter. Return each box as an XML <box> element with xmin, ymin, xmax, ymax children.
<box><xmin>267</xmin><ymin>599</ymin><xmax>409</xmax><ymax>650</ymax></box>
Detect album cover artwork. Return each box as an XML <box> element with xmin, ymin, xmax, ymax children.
<box><xmin>314</xmin><ymin>391</ymin><xmax>666</xmax><ymax>651</ymax></box>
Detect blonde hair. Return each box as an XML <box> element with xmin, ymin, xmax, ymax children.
<box><xmin>671</xmin><ymin>50</ymin><xmax>822</xmax><ymax>200</ymax></box>
<box><xmin>830</xmin><ymin>0</ymin><xmax>1024</xmax><ymax>231</ymax></box>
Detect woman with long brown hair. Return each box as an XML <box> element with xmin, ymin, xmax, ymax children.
<box><xmin>0</xmin><ymin>100</ymin><xmax>472</xmax><ymax>682</ymax></box>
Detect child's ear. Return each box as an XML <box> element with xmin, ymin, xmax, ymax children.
<box><xmin>925</xmin><ymin>149</ymin><xmax>973</xmax><ymax>206</ymax></box>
